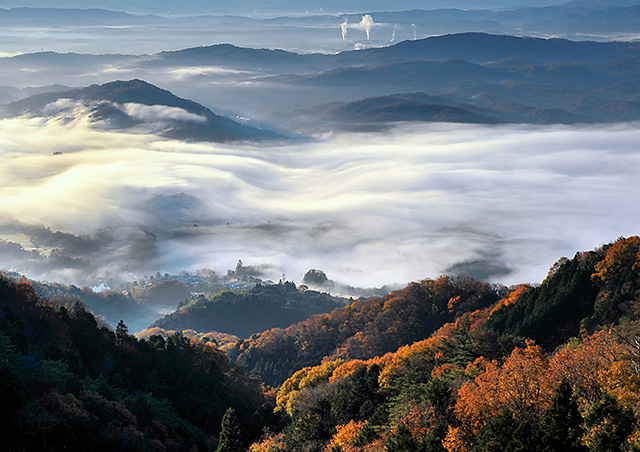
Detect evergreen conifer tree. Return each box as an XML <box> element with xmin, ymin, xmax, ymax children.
<box><xmin>586</xmin><ymin>392</ymin><xmax>635</xmax><ymax>452</ymax></box>
<box><xmin>386</xmin><ymin>423</ymin><xmax>419</xmax><ymax>452</ymax></box>
<box><xmin>540</xmin><ymin>379</ymin><xmax>587</xmax><ymax>452</ymax></box>
<box><xmin>217</xmin><ymin>407</ymin><xmax>242</xmax><ymax>452</ymax></box>
<box><xmin>115</xmin><ymin>319</ymin><xmax>129</xmax><ymax>345</ymax></box>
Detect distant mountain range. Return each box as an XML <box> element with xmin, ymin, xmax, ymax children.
<box><xmin>151</xmin><ymin>33</ymin><xmax>640</xmax><ymax>70</ymax></box>
<box><xmin>320</xmin><ymin>92</ymin><xmax>595</xmax><ymax>126</ymax></box>
<box><xmin>139</xmin><ymin>33</ymin><xmax>640</xmax><ymax>127</ymax></box>
<box><xmin>0</xmin><ymin>1</ymin><xmax>573</xmax><ymax>16</ymax></box>
<box><xmin>1</xmin><ymin>79</ymin><xmax>280</xmax><ymax>142</ymax></box>
<box><xmin>2</xmin><ymin>33</ymin><xmax>640</xmax><ymax>130</ymax></box>
<box><xmin>0</xmin><ymin>7</ymin><xmax>156</xmax><ymax>25</ymax></box>
<box><xmin>3</xmin><ymin>2</ymin><xmax>640</xmax><ymax>39</ymax></box>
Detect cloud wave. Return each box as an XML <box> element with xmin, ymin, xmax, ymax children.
<box><xmin>121</xmin><ymin>103</ymin><xmax>207</xmax><ymax>124</ymax></box>
<box><xmin>1</xmin><ymin>116</ymin><xmax>639</xmax><ymax>287</ymax></box>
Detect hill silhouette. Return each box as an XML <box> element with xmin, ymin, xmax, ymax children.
<box><xmin>3</xmin><ymin>79</ymin><xmax>281</xmax><ymax>142</ymax></box>
<box><xmin>152</xmin><ymin>281</ymin><xmax>350</xmax><ymax>339</ymax></box>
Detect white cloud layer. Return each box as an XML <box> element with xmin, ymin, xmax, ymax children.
<box><xmin>121</xmin><ymin>103</ymin><xmax>207</xmax><ymax>124</ymax></box>
<box><xmin>42</xmin><ymin>98</ymin><xmax>83</xmax><ymax>115</ymax></box>
<box><xmin>0</xmin><ymin>115</ymin><xmax>639</xmax><ymax>288</ymax></box>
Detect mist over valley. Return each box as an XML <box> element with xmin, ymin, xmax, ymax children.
<box><xmin>1</xmin><ymin>25</ymin><xmax>639</xmax><ymax>298</ymax></box>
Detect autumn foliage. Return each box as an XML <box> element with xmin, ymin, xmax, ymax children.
<box><xmin>247</xmin><ymin>237</ymin><xmax>640</xmax><ymax>452</ymax></box>
<box><xmin>232</xmin><ymin>276</ymin><xmax>501</xmax><ymax>386</ymax></box>
<box><xmin>6</xmin><ymin>237</ymin><xmax>640</xmax><ymax>452</ymax></box>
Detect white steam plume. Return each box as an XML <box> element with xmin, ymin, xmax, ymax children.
<box><xmin>390</xmin><ymin>24</ymin><xmax>399</xmax><ymax>43</ymax></box>
<box><xmin>341</xmin><ymin>18</ymin><xmax>349</xmax><ymax>41</ymax></box>
<box><xmin>360</xmin><ymin>14</ymin><xmax>374</xmax><ymax>41</ymax></box>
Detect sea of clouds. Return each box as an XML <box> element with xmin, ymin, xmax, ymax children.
<box><xmin>1</xmin><ymin>114</ymin><xmax>639</xmax><ymax>288</ymax></box>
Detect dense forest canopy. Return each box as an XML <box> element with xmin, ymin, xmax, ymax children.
<box><xmin>0</xmin><ymin>276</ymin><xmax>276</xmax><ymax>452</ymax></box>
<box><xmin>229</xmin><ymin>276</ymin><xmax>502</xmax><ymax>387</ymax></box>
<box><xmin>248</xmin><ymin>236</ymin><xmax>640</xmax><ymax>452</ymax></box>
<box><xmin>3</xmin><ymin>236</ymin><xmax>640</xmax><ymax>451</ymax></box>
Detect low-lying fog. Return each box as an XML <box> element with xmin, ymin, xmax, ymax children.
<box><xmin>1</xmin><ymin>115</ymin><xmax>638</xmax><ymax>288</ymax></box>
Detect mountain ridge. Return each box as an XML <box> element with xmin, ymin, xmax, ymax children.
<box><xmin>2</xmin><ymin>79</ymin><xmax>281</xmax><ymax>142</ymax></box>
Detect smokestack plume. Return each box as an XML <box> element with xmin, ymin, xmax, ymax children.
<box><xmin>360</xmin><ymin>14</ymin><xmax>374</xmax><ymax>41</ymax></box>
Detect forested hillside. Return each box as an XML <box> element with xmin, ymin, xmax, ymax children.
<box><xmin>248</xmin><ymin>236</ymin><xmax>640</xmax><ymax>452</ymax></box>
<box><xmin>152</xmin><ymin>281</ymin><xmax>350</xmax><ymax>339</ymax></box>
<box><xmin>0</xmin><ymin>276</ymin><xmax>275</xmax><ymax>452</ymax></box>
<box><xmin>230</xmin><ymin>278</ymin><xmax>502</xmax><ymax>386</ymax></box>
<box><xmin>4</xmin><ymin>236</ymin><xmax>640</xmax><ymax>451</ymax></box>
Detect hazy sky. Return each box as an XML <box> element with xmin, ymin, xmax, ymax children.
<box><xmin>0</xmin><ymin>1</ymin><xmax>570</xmax><ymax>16</ymax></box>
<box><xmin>1</xmin><ymin>107</ymin><xmax>638</xmax><ymax>287</ymax></box>
<box><xmin>1</xmin><ymin>1</ymin><xmax>634</xmax><ymax>57</ymax></box>
<box><xmin>0</xmin><ymin>0</ymin><xmax>596</xmax><ymax>56</ymax></box>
